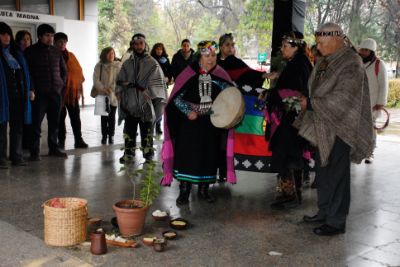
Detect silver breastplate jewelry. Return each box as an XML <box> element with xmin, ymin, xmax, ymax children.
<box><xmin>198</xmin><ymin>73</ymin><xmax>212</xmax><ymax>113</ymax></box>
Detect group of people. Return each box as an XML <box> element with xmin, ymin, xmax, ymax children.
<box><xmin>160</xmin><ymin>23</ymin><xmax>387</xmax><ymax>237</ymax></box>
<box><xmin>0</xmin><ymin>22</ymin><xmax>90</xmax><ymax>169</ymax></box>
<box><xmin>0</xmin><ymin>20</ymin><xmax>389</xmax><ymax>237</ymax></box>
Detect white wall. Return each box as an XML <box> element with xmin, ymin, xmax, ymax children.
<box><xmin>64</xmin><ymin>19</ymin><xmax>98</xmax><ymax>105</ymax></box>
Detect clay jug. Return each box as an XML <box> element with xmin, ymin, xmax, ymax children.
<box><xmin>90</xmin><ymin>230</ymin><xmax>107</xmax><ymax>255</ymax></box>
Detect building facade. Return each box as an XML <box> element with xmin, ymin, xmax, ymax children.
<box><xmin>0</xmin><ymin>0</ymin><xmax>98</xmax><ymax>104</ymax></box>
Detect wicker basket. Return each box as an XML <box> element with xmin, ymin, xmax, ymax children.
<box><xmin>43</xmin><ymin>197</ymin><xmax>88</xmax><ymax>246</ymax></box>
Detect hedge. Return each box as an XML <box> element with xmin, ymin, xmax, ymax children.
<box><xmin>388</xmin><ymin>79</ymin><xmax>400</xmax><ymax>107</ymax></box>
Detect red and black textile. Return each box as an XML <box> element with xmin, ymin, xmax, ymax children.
<box><xmin>218</xmin><ymin>55</ymin><xmax>273</xmax><ymax>173</ymax></box>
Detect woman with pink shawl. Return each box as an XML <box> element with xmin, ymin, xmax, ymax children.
<box><xmin>160</xmin><ymin>40</ymin><xmax>236</xmax><ymax>205</ymax></box>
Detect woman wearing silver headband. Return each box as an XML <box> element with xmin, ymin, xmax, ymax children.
<box><xmin>161</xmin><ymin>40</ymin><xmax>236</xmax><ymax>205</ymax></box>
<box><xmin>266</xmin><ymin>31</ymin><xmax>313</xmax><ymax>210</ymax></box>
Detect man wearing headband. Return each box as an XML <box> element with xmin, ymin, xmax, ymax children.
<box><xmin>171</xmin><ymin>39</ymin><xmax>195</xmax><ymax>80</ymax></box>
<box><xmin>116</xmin><ymin>33</ymin><xmax>167</xmax><ymax>163</ymax></box>
<box><xmin>295</xmin><ymin>23</ymin><xmax>374</xmax><ymax>236</ymax></box>
<box><xmin>358</xmin><ymin>38</ymin><xmax>388</xmax><ymax>164</ymax></box>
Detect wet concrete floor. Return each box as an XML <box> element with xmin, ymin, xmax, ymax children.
<box><xmin>0</xmin><ymin>107</ymin><xmax>400</xmax><ymax>266</ymax></box>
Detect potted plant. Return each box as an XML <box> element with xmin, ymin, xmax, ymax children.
<box><xmin>113</xmin><ymin>133</ymin><xmax>161</xmax><ymax>237</ymax></box>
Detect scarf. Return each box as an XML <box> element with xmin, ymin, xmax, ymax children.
<box><xmin>0</xmin><ymin>50</ymin><xmax>31</xmax><ymax>124</ymax></box>
<box><xmin>160</xmin><ymin>64</ymin><xmax>237</xmax><ymax>186</ymax></box>
<box><xmin>293</xmin><ymin>46</ymin><xmax>374</xmax><ymax>166</ymax></box>
<box><xmin>64</xmin><ymin>51</ymin><xmax>84</xmax><ymax>106</ymax></box>
<box><xmin>2</xmin><ymin>46</ymin><xmax>20</xmax><ymax>70</ymax></box>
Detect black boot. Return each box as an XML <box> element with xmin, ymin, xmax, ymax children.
<box><xmin>101</xmin><ymin>135</ymin><xmax>107</xmax><ymax>145</ymax></box>
<box><xmin>75</xmin><ymin>138</ymin><xmax>88</xmax><ymax>148</ymax></box>
<box><xmin>176</xmin><ymin>181</ymin><xmax>192</xmax><ymax>205</ymax></box>
<box><xmin>270</xmin><ymin>171</ymin><xmax>298</xmax><ymax>210</ymax></box>
<box><xmin>108</xmin><ymin>136</ymin><xmax>114</xmax><ymax>144</ymax></box>
<box><xmin>198</xmin><ymin>183</ymin><xmax>215</xmax><ymax>203</ymax></box>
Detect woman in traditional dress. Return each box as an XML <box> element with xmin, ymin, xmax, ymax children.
<box><xmin>92</xmin><ymin>47</ymin><xmax>121</xmax><ymax>144</ymax></box>
<box><xmin>161</xmin><ymin>40</ymin><xmax>235</xmax><ymax>205</ymax></box>
<box><xmin>0</xmin><ymin>22</ymin><xmax>32</xmax><ymax>168</ymax></box>
<box><xmin>266</xmin><ymin>31</ymin><xmax>313</xmax><ymax>210</ymax></box>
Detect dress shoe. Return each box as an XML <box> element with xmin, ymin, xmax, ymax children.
<box><xmin>303</xmin><ymin>214</ymin><xmax>325</xmax><ymax>223</ymax></box>
<box><xmin>75</xmin><ymin>139</ymin><xmax>88</xmax><ymax>149</ymax></box>
<box><xmin>49</xmin><ymin>149</ymin><xmax>68</xmax><ymax>158</ymax></box>
<box><xmin>313</xmin><ymin>224</ymin><xmax>345</xmax><ymax>236</ymax></box>
<box><xmin>108</xmin><ymin>136</ymin><xmax>114</xmax><ymax>144</ymax></box>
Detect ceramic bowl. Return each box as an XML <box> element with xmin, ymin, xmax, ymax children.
<box><xmin>162</xmin><ymin>230</ymin><xmax>178</xmax><ymax>240</ymax></box>
<box><xmin>169</xmin><ymin>218</ymin><xmax>189</xmax><ymax>230</ymax></box>
<box><xmin>152</xmin><ymin>211</ymin><xmax>169</xmax><ymax>221</ymax></box>
<box><xmin>142</xmin><ymin>237</ymin><xmax>156</xmax><ymax>246</ymax></box>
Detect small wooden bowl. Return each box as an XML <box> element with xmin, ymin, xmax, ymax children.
<box><xmin>169</xmin><ymin>218</ymin><xmax>189</xmax><ymax>230</ymax></box>
<box><xmin>153</xmin><ymin>238</ymin><xmax>167</xmax><ymax>252</ymax></box>
<box><xmin>152</xmin><ymin>211</ymin><xmax>169</xmax><ymax>221</ymax></box>
<box><xmin>162</xmin><ymin>230</ymin><xmax>178</xmax><ymax>240</ymax></box>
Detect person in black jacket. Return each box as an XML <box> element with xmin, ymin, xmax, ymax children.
<box><xmin>266</xmin><ymin>31</ymin><xmax>313</xmax><ymax>210</ymax></box>
<box><xmin>150</xmin><ymin>42</ymin><xmax>171</xmax><ymax>135</ymax></box>
<box><xmin>0</xmin><ymin>22</ymin><xmax>33</xmax><ymax>168</ymax></box>
<box><xmin>24</xmin><ymin>24</ymin><xmax>67</xmax><ymax>160</ymax></box>
<box><xmin>170</xmin><ymin>39</ymin><xmax>195</xmax><ymax>80</ymax></box>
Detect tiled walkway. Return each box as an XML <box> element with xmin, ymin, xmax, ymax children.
<box><xmin>0</xmin><ymin>107</ymin><xmax>399</xmax><ymax>266</ymax></box>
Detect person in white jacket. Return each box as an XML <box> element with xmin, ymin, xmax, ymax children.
<box><xmin>359</xmin><ymin>38</ymin><xmax>388</xmax><ymax>163</ymax></box>
<box><xmin>92</xmin><ymin>47</ymin><xmax>121</xmax><ymax>145</ymax></box>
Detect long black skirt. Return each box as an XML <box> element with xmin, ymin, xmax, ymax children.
<box><xmin>173</xmin><ymin>115</ymin><xmax>224</xmax><ymax>184</ymax></box>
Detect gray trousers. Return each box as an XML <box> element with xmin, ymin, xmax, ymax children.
<box><xmin>315</xmin><ymin>137</ymin><xmax>351</xmax><ymax>229</ymax></box>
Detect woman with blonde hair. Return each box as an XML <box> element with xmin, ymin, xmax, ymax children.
<box><xmin>92</xmin><ymin>47</ymin><xmax>121</xmax><ymax>144</ymax></box>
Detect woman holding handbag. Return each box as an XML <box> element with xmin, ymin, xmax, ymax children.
<box><xmin>92</xmin><ymin>47</ymin><xmax>121</xmax><ymax>144</ymax></box>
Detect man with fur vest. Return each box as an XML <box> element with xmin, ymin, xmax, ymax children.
<box><xmin>359</xmin><ymin>38</ymin><xmax>388</xmax><ymax>164</ymax></box>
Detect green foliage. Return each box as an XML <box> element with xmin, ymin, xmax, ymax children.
<box><xmin>387</xmin><ymin>79</ymin><xmax>400</xmax><ymax>108</ymax></box>
<box><xmin>119</xmin><ymin>132</ymin><xmax>161</xmax><ymax>207</ymax></box>
<box><xmin>238</xmin><ymin>0</ymin><xmax>273</xmax><ymax>56</ymax></box>
<box><xmin>139</xmin><ymin>160</ymin><xmax>162</xmax><ymax>206</ymax></box>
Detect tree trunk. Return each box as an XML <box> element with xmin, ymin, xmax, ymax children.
<box><xmin>348</xmin><ymin>0</ymin><xmax>363</xmax><ymax>43</ymax></box>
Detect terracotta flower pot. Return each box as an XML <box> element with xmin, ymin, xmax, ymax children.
<box><xmin>113</xmin><ymin>200</ymin><xmax>149</xmax><ymax>237</ymax></box>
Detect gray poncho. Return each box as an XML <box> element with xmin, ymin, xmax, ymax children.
<box><xmin>116</xmin><ymin>53</ymin><xmax>167</xmax><ymax>124</ymax></box>
<box><xmin>293</xmin><ymin>46</ymin><xmax>374</xmax><ymax>166</ymax></box>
